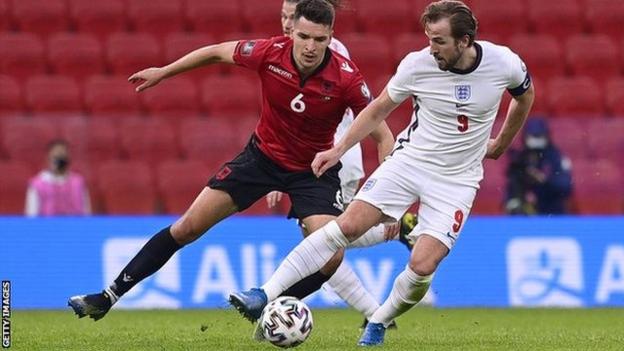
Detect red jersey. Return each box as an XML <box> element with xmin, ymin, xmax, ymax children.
<box><xmin>232</xmin><ymin>36</ymin><xmax>371</xmax><ymax>171</ymax></box>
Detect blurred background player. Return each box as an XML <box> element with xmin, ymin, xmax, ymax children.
<box><xmin>230</xmin><ymin>0</ymin><xmax>535</xmax><ymax>346</ymax></box>
<box><xmin>25</xmin><ymin>139</ymin><xmax>91</xmax><ymax>217</ymax></box>
<box><xmin>505</xmin><ymin>117</ymin><xmax>572</xmax><ymax>215</ymax></box>
<box><xmin>68</xmin><ymin>0</ymin><xmax>400</xmax><ymax>324</ymax></box>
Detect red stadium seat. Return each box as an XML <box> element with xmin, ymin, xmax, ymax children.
<box><xmin>605</xmin><ymin>78</ymin><xmax>624</xmax><ymax>117</ymax></box>
<box><xmin>585</xmin><ymin>0</ymin><xmax>624</xmax><ymax>40</ymax></box>
<box><xmin>340</xmin><ymin>33</ymin><xmax>394</xmax><ymax>84</ymax></box>
<box><xmin>127</xmin><ymin>0</ymin><xmax>184</xmax><ymax>40</ymax></box>
<box><xmin>586</xmin><ymin>119</ymin><xmax>624</xmax><ymax>158</ymax></box>
<box><xmin>97</xmin><ymin>160</ymin><xmax>157</xmax><ymax>214</ymax></box>
<box><xmin>471</xmin><ymin>0</ymin><xmax>527</xmax><ymax>42</ymax></box>
<box><xmin>25</xmin><ymin>75</ymin><xmax>83</xmax><ymax>115</ymax></box>
<box><xmin>1</xmin><ymin>118</ymin><xmax>59</xmax><ymax>166</ymax></box>
<box><xmin>508</xmin><ymin>34</ymin><xmax>564</xmax><ymax>84</ymax></box>
<box><xmin>185</xmin><ymin>1</ymin><xmax>243</xmax><ymax>40</ymax></box>
<box><xmin>0</xmin><ymin>33</ymin><xmax>46</xmax><ymax>80</ymax></box>
<box><xmin>200</xmin><ymin>76</ymin><xmax>260</xmax><ymax>116</ymax></box>
<box><xmin>58</xmin><ymin>117</ymin><xmax>120</xmax><ymax>164</ymax></box>
<box><xmin>528</xmin><ymin>0</ymin><xmax>584</xmax><ymax>41</ymax></box>
<box><xmin>573</xmin><ymin>159</ymin><xmax>623</xmax><ymax>214</ymax></box>
<box><xmin>106</xmin><ymin>33</ymin><xmax>162</xmax><ymax>75</ymax></box>
<box><xmin>11</xmin><ymin>0</ymin><xmax>69</xmax><ymax>38</ymax></box>
<box><xmin>68</xmin><ymin>0</ymin><xmax>126</xmax><ymax>41</ymax></box>
<box><xmin>48</xmin><ymin>33</ymin><xmax>105</xmax><ymax>82</ymax></box>
<box><xmin>164</xmin><ymin>32</ymin><xmax>222</xmax><ymax>78</ymax></box>
<box><xmin>241</xmin><ymin>0</ymin><xmax>283</xmax><ymax>37</ymax></box>
<box><xmin>140</xmin><ymin>77</ymin><xmax>200</xmax><ymax>120</ymax></box>
<box><xmin>333</xmin><ymin>7</ymin><xmax>358</xmax><ymax>35</ymax></box>
<box><xmin>391</xmin><ymin>32</ymin><xmax>430</xmax><ymax>65</ymax></box>
<box><xmin>84</xmin><ymin>75</ymin><xmax>143</xmax><ymax>118</ymax></box>
<box><xmin>472</xmin><ymin>159</ymin><xmax>506</xmax><ymax>215</ymax></box>
<box><xmin>565</xmin><ymin>34</ymin><xmax>620</xmax><ymax>82</ymax></box>
<box><xmin>156</xmin><ymin>160</ymin><xmax>211</xmax><ymax>214</ymax></box>
<box><xmin>119</xmin><ymin>118</ymin><xmax>179</xmax><ymax>165</ymax></box>
<box><xmin>0</xmin><ymin>0</ymin><xmax>11</xmax><ymax>31</ymax></box>
<box><xmin>356</xmin><ymin>0</ymin><xmax>413</xmax><ymax>39</ymax></box>
<box><xmin>0</xmin><ymin>162</ymin><xmax>34</xmax><ymax>214</ymax></box>
<box><xmin>547</xmin><ymin>118</ymin><xmax>589</xmax><ymax>160</ymax></box>
<box><xmin>547</xmin><ymin>77</ymin><xmax>605</xmax><ymax>118</ymax></box>
<box><xmin>0</xmin><ymin>75</ymin><xmax>23</xmax><ymax>117</ymax></box>
<box><xmin>178</xmin><ymin>118</ymin><xmax>243</xmax><ymax>165</ymax></box>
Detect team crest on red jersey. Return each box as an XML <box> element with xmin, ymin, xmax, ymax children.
<box><xmin>241</xmin><ymin>41</ymin><xmax>256</xmax><ymax>56</ymax></box>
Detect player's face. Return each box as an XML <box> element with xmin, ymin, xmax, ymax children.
<box><xmin>281</xmin><ymin>1</ymin><xmax>296</xmax><ymax>37</ymax></box>
<box><xmin>425</xmin><ymin>18</ymin><xmax>467</xmax><ymax>71</ymax></box>
<box><xmin>292</xmin><ymin>17</ymin><xmax>332</xmax><ymax>73</ymax></box>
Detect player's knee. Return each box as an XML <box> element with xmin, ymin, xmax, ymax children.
<box><xmin>408</xmin><ymin>256</ymin><xmax>438</xmax><ymax>277</ymax></box>
<box><xmin>171</xmin><ymin>216</ymin><xmax>203</xmax><ymax>245</ymax></box>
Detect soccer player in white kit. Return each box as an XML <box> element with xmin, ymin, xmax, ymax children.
<box><xmin>230</xmin><ymin>0</ymin><xmax>535</xmax><ymax>346</ymax></box>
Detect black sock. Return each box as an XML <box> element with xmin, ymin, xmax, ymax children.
<box><xmin>280</xmin><ymin>271</ymin><xmax>331</xmax><ymax>300</ymax></box>
<box><xmin>109</xmin><ymin>226</ymin><xmax>182</xmax><ymax>298</ymax></box>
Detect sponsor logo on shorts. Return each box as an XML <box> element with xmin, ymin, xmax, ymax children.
<box><xmin>216</xmin><ymin>166</ymin><xmax>232</xmax><ymax>180</ymax></box>
<box><xmin>361</xmin><ymin>179</ymin><xmax>377</xmax><ymax>192</ymax></box>
<box><xmin>333</xmin><ymin>190</ymin><xmax>344</xmax><ymax>211</ymax></box>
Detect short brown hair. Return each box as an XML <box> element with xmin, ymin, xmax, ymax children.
<box><xmin>421</xmin><ymin>0</ymin><xmax>478</xmax><ymax>46</ymax></box>
<box><xmin>294</xmin><ymin>0</ymin><xmax>335</xmax><ymax>27</ymax></box>
<box><xmin>286</xmin><ymin>0</ymin><xmax>344</xmax><ymax>10</ymax></box>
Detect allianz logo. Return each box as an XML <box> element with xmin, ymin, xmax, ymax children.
<box><xmin>506</xmin><ymin>238</ymin><xmax>624</xmax><ymax>306</ymax></box>
<box><xmin>102</xmin><ymin>238</ymin><xmax>406</xmax><ymax>308</ymax></box>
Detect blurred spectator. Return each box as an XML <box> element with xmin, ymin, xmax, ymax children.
<box><xmin>505</xmin><ymin>118</ymin><xmax>572</xmax><ymax>215</ymax></box>
<box><xmin>25</xmin><ymin>140</ymin><xmax>91</xmax><ymax>216</ymax></box>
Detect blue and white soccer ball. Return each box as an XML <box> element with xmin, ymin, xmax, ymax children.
<box><xmin>259</xmin><ymin>296</ymin><xmax>313</xmax><ymax>348</ymax></box>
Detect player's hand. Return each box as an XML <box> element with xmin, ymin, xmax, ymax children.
<box><xmin>383</xmin><ymin>221</ymin><xmax>400</xmax><ymax>241</ymax></box>
<box><xmin>312</xmin><ymin>148</ymin><xmax>341</xmax><ymax>178</ymax></box>
<box><xmin>485</xmin><ymin>138</ymin><xmax>505</xmax><ymax>160</ymax></box>
<box><xmin>266</xmin><ymin>191</ymin><xmax>283</xmax><ymax>208</ymax></box>
<box><xmin>128</xmin><ymin>67</ymin><xmax>166</xmax><ymax>92</ymax></box>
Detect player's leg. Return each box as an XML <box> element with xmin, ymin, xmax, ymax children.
<box><xmin>230</xmin><ymin>157</ymin><xmax>419</xmax><ymax>321</ymax></box>
<box><xmin>359</xmin><ymin>174</ymin><xmax>477</xmax><ymax>346</ymax></box>
<box><xmin>358</xmin><ymin>234</ymin><xmax>446</xmax><ymax>346</ymax></box>
<box><xmin>68</xmin><ymin>187</ymin><xmax>238</xmax><ymax>320</ymax></box>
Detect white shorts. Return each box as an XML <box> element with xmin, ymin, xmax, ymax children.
<box><xmin>353</xmin><ymin>154</ymin><xmax>479</xmax><ymax>250</ymax></box>
<box><xmin>341</xmin><ymin>179</ymin><xmax>360</xmax><ymax>205</ymax></box>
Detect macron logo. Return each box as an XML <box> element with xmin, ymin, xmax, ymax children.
<box><xmin>341</xmin><ymin>62</ymin><xmax>354</xmax><ymax>73</ymax></box>
<box><xmin>268</xmin><ymin>65</ymin><xmax>293</xmax><ymax>79</ymax></box>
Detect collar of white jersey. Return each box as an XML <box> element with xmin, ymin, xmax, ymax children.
<box><xmin>448</xmin><ymin>42</ymin><xmax>482</xmax><ymax>75</ymax></box>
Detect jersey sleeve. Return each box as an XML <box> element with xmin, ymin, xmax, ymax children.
<box><xmin>232</xmin><ymin>38</ymin><xmax>274</xmax><ymax>71</ymax></box>
<box><xmin>386</xmin><ymin>54</ymin><xmax>415</xmax><ymax>104</ymax></box>
<box><xmin>344</xmin><ymin>71</ymin><xmax>372</xmax><ymax>117</ymax></box>
<box><xmin>507</xmin><ymin>52</ymin><xmax>531</xmax><ymax>96</ymax></box>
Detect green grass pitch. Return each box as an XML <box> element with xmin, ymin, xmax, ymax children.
<box><xmin>10</xmin><ymin>308</ymin><xmax>624</xmax><ymax>350</ymax></box>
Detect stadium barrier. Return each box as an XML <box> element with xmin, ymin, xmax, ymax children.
<box><xmin>1</xmin><ymin>216</ymin><xmax>623</xmax><ymax>309</ymax></box>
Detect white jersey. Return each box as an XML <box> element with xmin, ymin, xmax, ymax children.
<box><xmin>330</xmin><ymin>37</ymin><xmax>365</xmax><ymax>185</ymax></box>
<box><xmin>387</xmin><ymin>41</ymin><xmax>530</xmax><ymax>183</ymax></box>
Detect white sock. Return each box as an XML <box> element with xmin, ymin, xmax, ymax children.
<box><xmin>369</xmin><ymin>266</ymin><xmax>433</xmax><ymax>327</ymax></box>
<box><xmin>348</xmin><ymin>224</ymin><xmax>387</xmax><ymax>248</ymax></box>
<box><xmin>327</xmin><ymin>261</ymin><xmax>379</xmax><ymax>318</ymax></box>
<box><xmin>262</xmin><ymin>221</ymin><xmax>349</xmax><ymax>301</ymax></box>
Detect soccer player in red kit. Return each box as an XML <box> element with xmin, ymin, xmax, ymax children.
<box><xmin>67</xmin><ymin>0</ymin><xmax>394</xmax><ymax>321</ymax></box>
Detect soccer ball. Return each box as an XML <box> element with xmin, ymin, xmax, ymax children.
<box><xmin>259</xmin><ymin>296</ymin><xmax>313</xmax><ymax>348</ymax></box>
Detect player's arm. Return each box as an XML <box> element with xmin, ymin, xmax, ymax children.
<box><xmin>128</xmin><ymin>41</ymin><xmax>238</xmax><ymax>92</ymax></box>
<box><xmin>368</xmin><ymin>121</ymin><xmax>395</xmax><ymax>164</ymax></box>
<box><xmin>312</xmin><ymin>88</ymin><xmax>400</xmax><ymax>177</ymax></box>
<box><xmin>486</xmin><ymin>83</ymin><xmax>535</xmax><ymax>160</ymax></box>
